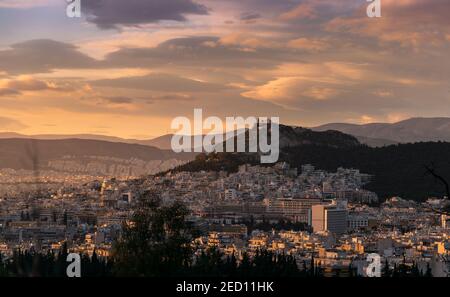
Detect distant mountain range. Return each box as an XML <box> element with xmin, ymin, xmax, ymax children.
<box><xmin>313</xmin><ymin>117</ymin><xmax>450</xmax><ymax>146</ymax></box>
<box><xmin>0</xmin><ymin>138</ymin><xmax>195</xmax><ymax>176</ymax></box>
<box><xmin>3</xmin><ymin>117</ymin><xmax>450</xmax><ymax>149</ymax></box>
<box><xmin>0</xmin><ymin>131</ymin><xmax>238</xmax><ymax>151</ymax></box>
<box><xmin>0</xmin><ymin>132</ymin><xmax>161</xmax><ymax>147</ymax></box>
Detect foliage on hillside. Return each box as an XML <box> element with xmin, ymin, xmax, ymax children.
<box><xmin>173</xmin><ymin>142</ymin><xmax>450</xmax><ymax>202</ymax></box>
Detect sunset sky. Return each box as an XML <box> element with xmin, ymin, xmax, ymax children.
<box><xmin>0</xmin><ymin>0</ymin><xmax>449</xmax><ymax>139</ymax></box>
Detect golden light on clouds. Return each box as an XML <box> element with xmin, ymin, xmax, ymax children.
<box><xmin>0</xmin><ymin>0</ymin><xmax>448</xmax><ymax>136</ymax></box>
<box><xmin>279</xmin><ymin>3</ymin><xmax>317</xmax><ymax>20</ymax></box>
<box><xmin>287</xmin><ymin>38</ymin><xmax>329</xmax><ymax>52</ymax></box>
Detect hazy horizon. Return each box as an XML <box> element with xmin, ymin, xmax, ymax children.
<box><xmin>0</xmin><ymin>116</ymin><xmax>449</xmax><ymax>142</ymax></box>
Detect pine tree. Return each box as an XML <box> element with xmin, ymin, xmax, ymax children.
<box><xmin>424</xmin><ymin>263</ymin><xmax>433</xmax><ymax>277</ymax></box>
<box><xmin>392</xmin><ymin>263</ymin><xmax>400</xmax><ymax>277</ymax></box>
<box><xmin>411</xmin><ymin>262</ymin><xmax>421</xmax><ymax>277</ymax></box>
<box><xmin>238</xmin><ymin>252</ymin><xmax>252</xmax><ymax>277</ymax></box>
<box><xmin>382</xmin><ymin>259</ymin><xmax>391</xmax><ymax>277</ymax></box>
<box><xmin>111</xmin><ymin>197</ymin><xmax>194</xmax><ymax>277</ymax></box>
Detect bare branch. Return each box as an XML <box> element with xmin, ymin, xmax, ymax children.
<box><xmin>424</xmin><ymin>164</ymin><xmax>450</xmax><ymax>199</ymax></box>
<box><xmin>424</xmin><ymin>163</ymin><xmax>450</xmax><ymax>215</ymax></box>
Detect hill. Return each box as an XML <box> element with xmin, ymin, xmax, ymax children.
<box><xmin>0</xmin><ymin>138</ymin><xmax>195</xmax><ymax>176</ymax></box>
<box><xmin>173</xmin><ymin>125</ymin><xmax>361</xmax><ymax>173</ymax></box>
<box><xmin>313</xmin><ymin>117</ymin><xmax>450</xmax><ymax>146</ymax></box>
<box><xmin>281</xmin><ymin>142</ymin><xmax>450</xmax><ymax>201</ymax></box>
<box><xmin>173</xmin><ymin>126</ymin><xmax>450</xmax><ymax>201</ymax></box>
<box><xmin>0</xmin><ymin>132</ymin><xmax>155</xmax><ymax>147</ymax></box>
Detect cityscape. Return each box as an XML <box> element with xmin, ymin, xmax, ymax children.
<box><xmin>0</xmin><ymin>156</ymin><xmax>449</xmax><ymax>277</ymax></box>
<box><xmin>0</xmin><ymin>0</ymin><xmax>449</xmax><ymax>288</ymax></box>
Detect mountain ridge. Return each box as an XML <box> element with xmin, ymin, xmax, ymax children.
<box><xmin>312</xmin><ymin>117</ymin><xmax>450</xmax><ymax>146</ymax></box>
<box><xmin>0</xmin><ymin>138</ymin><xmax>196</xmax><ymax>176</ymax></box>
<box><xmin>4</xmin><ymin>117</ymin><xmax>450</xmax><ymax>149</ymax></box>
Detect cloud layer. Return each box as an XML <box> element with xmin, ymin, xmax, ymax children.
<box><xmin>83</xmin><ymin>0</ymin><xmax>208</xmax><ymax>29</ymax></box>
<box><xmin>0</xmin><ymin>0</ymin><xmax>449</xmax><ymax>137</ymax></box>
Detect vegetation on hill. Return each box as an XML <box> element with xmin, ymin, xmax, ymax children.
<box><xmin>282</xmin><ymin>142</ymin><xmax>450</xmax><ymax>201</ymax></box>
<box><xmin>174</xmin><ymin>142</ymin><xmax>450</xmax><ymax>202</ymax></box>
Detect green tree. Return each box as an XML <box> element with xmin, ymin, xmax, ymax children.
<box><xmin>112</xmin><ymin>197</ymin><xmax>194</xmax><ymax>277</ymax></box>
<box><xmin>411</xmin><ymin>262</ymin><xmax>421</xmax><ymax>277</ymax></box>
<box><xmin>382</xmin><ymin>259</ymin><xmax>391</xmax><ymax>277</ymax></box>
<box><xmin>424</xmin><ymin>263</ymin><xmax>433</xmax><ymax>277</ymax></box>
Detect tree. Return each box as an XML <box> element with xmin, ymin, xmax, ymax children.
<box><xmin>392</xmin><ymin>264</ymin><xmax>399</xmax><ymax>277</ymax></box>
<box><xmin>424</xmin><ymin>163</ymin><xmax>450</xmax><ymax>215</ymax></box>
<box><xmin>310</xmin><ymin>253</ymin><xmax>315</xmax><ymax>277</ymax></box>
<box><xmin>0</xmin><ymin>254</ymin><xmax>9</xmax><ymax>276</ymax></box>
<box><xmin>425</xmin><ymin>164</ymin><xmax>450</xmax><ymax>199</ymax></box>
<box><xmin>348</xmin><ymin>263</ymin><xmax>357</xmax><ymax>277</ymax></box>
<box><xmin>410</xmin><ymin>262</ymin><xmax>421</xmax><ymax>277</ymax></box>
<box><xmin>382</xmin><ymin>259</ymin><xmax>391</xmax><ymax>277</ymax></box>
<box><xmin>0</xmin><ymin>243</ymin><xmax>111</xmax><ymax>277</ymax></box>
<box><xmin>424</xmin><ymin>263</ymin><xmax>433</xmax><ymax>277</ymax></box>
<box><xmin>63</xmin><ymin>210</ymin><xmax>68</xmax><ymax>226</ymax></box>
<box><xmin>238</xmin><ymin>252</ymin><xmax>252</xmax><ymax>276</ymax></box>
<box><xmin>192</xmin><ymin>247</ymin><xmax>226</xmax><ymax>277</ymax></box>
<box><xmin>111</xmin><ymin>196</ymin><xmax>195</xmax><ymax>277</ymax></box>
<box><xmin>225</xmin><ymin>253</ymin><xmax>238</xmax><ymax>276</ymax></box>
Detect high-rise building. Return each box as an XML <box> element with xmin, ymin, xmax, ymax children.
<box><xmin>441</xmin><ymin>214</ymin><xmax>448</xmax><ymax>229</ymax></box>
<box><xmin>310</xmin><ymin>205</ymin><xmax>326</xmax><ymax>232</ymax></box>
<box><xmin>309</xmin><ymin>202</ymin><xmax>348</xmax><ymax>234</ymax></box>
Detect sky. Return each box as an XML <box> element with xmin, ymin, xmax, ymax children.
<box><xmin>0</xmin><ymin>0</ymin><xmax>449</xmax><ymax>139</ymax></box>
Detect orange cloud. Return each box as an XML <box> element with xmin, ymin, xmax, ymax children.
<box><xmin>287</xmin><ymin>38</ymin><xmax>329</xmax><ymax>52</ymax></box>
<box><xmin>218</xmin><ymin>33</ymin><xmax>280</xmax><ymax>49</ymax></box>
<box><xmin>0</xmin><ymin>76</ymin><xmax>74</xmax><ymax>93</ymax></box>
<box><xmin>303</xmin><ymin>86</ymin><xmax>339</xmax><ymax>100</ymax></box>
<box><xmin>360</xmin><ymin>115</ymin><xmax>375</xmax><ymax>124</ymax></box>
<box><xmin>325</xmin><ymin>0</ymin><xmax>450</xmax><ymax>49</ymax></box>
<box><xmin>386</xmin><ymin>113</ymin><xmax>410</xmax><ymax>123</ymax></box>
<box><xmin>279</xmin><ymin>3</ymin><xmax>317</xmax><ymax>21</ymax></box>
<box><xmin>373</xmin><ymin>90</ymin><xmax>394</xmax><ymax>98</ymax></box>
